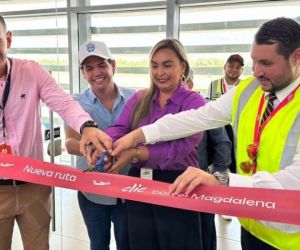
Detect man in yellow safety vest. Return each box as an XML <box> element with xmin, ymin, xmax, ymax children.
<box><xmin>111</xmin><ymin>17</ymin><xmax>300</xmax><ymax>250</ymax></box>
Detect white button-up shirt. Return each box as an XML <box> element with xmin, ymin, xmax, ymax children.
<box><xmin>141</xmin><ymin>75</ymin><xmax>300</xmax><ymax>232</ymax></box>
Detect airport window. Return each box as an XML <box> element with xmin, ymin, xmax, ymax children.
<box><xmin>89</xmin><ymin>0</ymin><xmax>160</xmax><ymax>5</ymax></box>
<box><xmin>180</xmin><ymin>0</ymin><xmax>300</xmax><ymax>95</ymax></box>
<box><xmin>0</xmin><ymin>0</ymin><xmax>66</xmax><ymax>12</ymax></box>
<box><xmin>2</xmin><ymin>2</ymin><xmax>300</xmax><ymax>247</ymax></box>
<box><xmin>79</xmin><ymin>9</ymin><xmax>166</xmax><ymax>90</ymax></box>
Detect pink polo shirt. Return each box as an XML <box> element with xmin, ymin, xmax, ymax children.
<box><xmin>0</xmin><ymin>58</ymin><xmax>91</xmax><ymax>160</ymax></box>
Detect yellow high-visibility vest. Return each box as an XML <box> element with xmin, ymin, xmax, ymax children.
<box><xmin>232</xmin><ymin>77</ymin><xmax>300</xmax><ymax>250</ymax></box>
<box><xmin>209</xmin><ymin>79</ymin><xmax>222</xmax><ymax>100</ymax></box>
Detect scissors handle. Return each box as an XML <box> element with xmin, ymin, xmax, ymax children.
<box><xmin>94</xmin><ymin>152</ymin><xmax>109</xmax><ymax>172</ymax></box>
<box><xmin>82</xmin><ymin>152</ymin><xmax>109</xmax><ymax>173</ymax></box>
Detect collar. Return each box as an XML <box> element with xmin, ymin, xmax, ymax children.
<box><xmin>86</xmin><ymin>88</ymin><xmax>97</xmax><ymax>103</ymax></box>
<box><xmin>116</xmin><ymin>85</ymin><xmax>126</xmax><ymax>99</ymax></box>
<box><xmin>0</xmin><ymin>58</ymin><xmax>11</xmax><ymax>81</ymax></box>
<box><xmin>153</xmin><ymin>83</ymin><xmax>189</xmax><ymax>105</ymax></box>
<box><xmin>87</xmin><ymin>83</ymin><xmax>123</xmax><ymax>104</ymax></box>
<box><xmin>223</xmin><ymin>77</ymin><xmax>240</xmax><ymax>86</ymax></box>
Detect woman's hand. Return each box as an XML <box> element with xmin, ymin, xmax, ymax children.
<box><xmin>111</xmin><ymin>129</ymin><xmax>145</xmax><ymax>157</ymax></box>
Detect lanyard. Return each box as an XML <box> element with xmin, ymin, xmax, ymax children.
<box><xmin>221</xmin><ymin>79</ymin><xmax>227</xmax><ymax>94</ymax></box>
<box><xmin>253</xmin><ymin>83</ymin><xmax>300</xmax><ymax>146</ymax></box>
<box><xmin>0</xmin><ymin>58</ymin><xmax>13</xmax><ymax>140</ymax></box>
<box><xmin>221</xmin><ymin>78</ymin><xmax>239</xmax><ymax>94</ymax></box>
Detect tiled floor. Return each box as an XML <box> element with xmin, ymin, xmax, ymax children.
<box><xmin>12</xmin><ymin>188</ymin><xmax>241</xmax><ymax>250</ymax></box>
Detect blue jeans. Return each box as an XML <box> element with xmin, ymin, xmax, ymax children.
<box><xmin>78</xmin><ymin>192</ymin><xmax>125</xmax><ymax>250</ymax></box>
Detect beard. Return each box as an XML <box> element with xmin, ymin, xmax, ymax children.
<box><xmin>258</xmin><ymin>75</ymin><xmax>292</xmax><ymax>92</ymax></box>
<box><xmin>225</xmin><ymin>74</ymin><xmax>240</xmax><ymax>84</ymax></box>
<box><xmin>257</xmin><ymin>64</ymin><xmax>293</xmax><ymax>93</ymax></box>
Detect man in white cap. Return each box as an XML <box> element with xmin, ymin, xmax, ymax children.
<box><xmin>65</xmin><ymin>40</ymin><xmax>134</xmax><ymax>250</ymax></box>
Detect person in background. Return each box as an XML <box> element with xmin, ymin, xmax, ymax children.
<box><xmin>208</xmin><ymin>54</ymin><xmax>244</xmax><ymax>221</ymax></box>
<box><xmin>208</xmin><ymin>53</ymin><xmax>244</xmax><ymax>100</ymax></box>
<box><xmin>185</xmin><ymin>70</ymin><xmax>232</xmax><ymax>249</ymax></box>
<box><xmin>0</xmin><ymin>16</ymin><xmax>111</xmax><ymax>250</ymax></box>
<box><xmin>92</xmin><ymin>39</ymin><xmax>212</xmax><ymax>250</ymax></box>
<box><xmin>65</xmin><ymin>40</ymin><xmax>134</xmax><ymax>250</ymax></box>
<box><xmin>111</xmin><ymin>17</ymin><xmax>300</xmax><ymax>250</ymax></box>
<box><xmin>185</xmin><ymin>70</ymin><xmax>232</xmax><ymax>174</ymax></box>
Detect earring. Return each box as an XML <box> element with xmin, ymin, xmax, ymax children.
<box><xmin>180</xmin><ymin>74</ymin><xmax>186</xmax><ymax>83</ymax></box>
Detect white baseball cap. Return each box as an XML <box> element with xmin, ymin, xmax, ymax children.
<box><xmin>79</xmin><ymin>41</ymin><xmax>113</xmax><ymax>64</ymax></box>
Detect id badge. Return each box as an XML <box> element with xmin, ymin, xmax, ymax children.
<box><xmin>0</xmin><ymin>144</ymin><xmax>12</xmax><ymax>154</ymax></box>
<box><xmin>140</xmin><ymin>168</ymin><xmax>153</xmax><ymax>180</ymax></box>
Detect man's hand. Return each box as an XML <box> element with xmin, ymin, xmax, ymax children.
<box><xmin>111</xmin><ymin>128</ymin><xmax>145</xmax><ymax>157</ymax></box>
<box><xmin>80</xmin><ymin>127</ymin><xmax>112</xmax><ymax>158</ymax></box>
<box><xmin>88</xmin><ymin>148</ymin><xmax>109</xmax><ymax>167</ymax></box>
<box><xmin>169</xmin><ymin>167</ymin><xmax>220</xmax><ymax>195</ymax></box>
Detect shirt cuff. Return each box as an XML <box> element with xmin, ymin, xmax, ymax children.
<box><xmin>141</xmin><ymin>124</ymin><xmax>161</xmax><ymax>144</ymax></box>
<box><xmin>229</xmin><ymin>173</ymin><xmax>253</xmax><ymax>188</ymax></box>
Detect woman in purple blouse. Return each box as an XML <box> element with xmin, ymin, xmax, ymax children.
<box><xmin>96</xmin><ymin>39</ymin><xmax>212</xmax><ymax>250</ymax></box>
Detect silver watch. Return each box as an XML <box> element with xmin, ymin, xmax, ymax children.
<box><xmin>213</xmin><ymin>171</ymin><xmax>229</xmax><ymax>186</ymax></box>
<box><xmin>131</xmin><ymin>147</ymin><xmax>140</xmax><ymax>163</ymax></box>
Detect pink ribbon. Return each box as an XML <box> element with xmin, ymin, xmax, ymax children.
<box><xmin>0</xmin><ymin>154</ymin><xmax>300</xmax><ymax>225</ymax></box>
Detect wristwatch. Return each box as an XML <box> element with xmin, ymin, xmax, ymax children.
<box><xmin>131</xmin><ymin>147</ymin><xmax>140</xmax><ymax>163</ymax></box>
<box><xmin>80</xmin><ymin>120</ymin><xmax>98</xmax><ymax>134</ymax></box>
<box><xmin>213</xmin><ymin>171</ymin><xmax>229</xmax><ymax>186</ymax></box>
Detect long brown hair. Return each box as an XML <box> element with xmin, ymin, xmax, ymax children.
<box><xmin>130</xmin><ymin>38</ymin><xmax>190</xmax><ymax>129</ymax></box>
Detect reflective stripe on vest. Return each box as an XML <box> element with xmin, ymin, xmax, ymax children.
<box><xmin>210</xmin><ymin>79</ymin><xmax>222</xmax><ymax>100</ymax></box>
<box><xmin>232</xmin><ymin>77</ymin><xmax>300</xmax><ymax>249</ymax></box>
<box><xmin>232</xmin><ymin>76</ymin><xmax>257</xmax><ymax>157</ymax></box>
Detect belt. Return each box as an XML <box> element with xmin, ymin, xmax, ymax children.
<box><xmin>0</xmin><ymin>179</ymin><xmax>27</xmax><ymax>186</ymax></box>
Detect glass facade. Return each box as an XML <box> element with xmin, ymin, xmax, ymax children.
<box><xmin>4</xmin><ymin>0</ymin><xmax>300</xmax><ymax>95</ymax></box>
<box><xmin>0</xmin><ymin>0</ymin><xmax>66</xmax><ymax>11</ymax></box>
<box><xmin>1</xmin><ymin>0</ymin><xmax>300</xmax><ymax>248</ymax></box>
<box><xmin>180</xmin><ymin>1</ymin><xmax>300</xmax><ymax>94</ymax></box>
<box><xmin>88</xmin><ymin>9</ymin><xmax>166</xmax><ymax>90</ymax></box>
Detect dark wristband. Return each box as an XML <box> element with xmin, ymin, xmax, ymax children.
<box><xmin>80</xmin><ymin>120</ymin><xmax>98</xmax><ymax>134</ymax></box>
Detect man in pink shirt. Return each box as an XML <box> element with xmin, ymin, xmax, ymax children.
<box><xmin>0</xmin><ymin>15</ymin><xmax>111</xmax><ymax>250</ymax></box>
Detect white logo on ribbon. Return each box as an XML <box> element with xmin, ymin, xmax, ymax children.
<box><xmin>93</xmin><ymin>180</ymin><xmax>111</xmax><ymax>186</ymax></box>
<box><xmin>0</xmin><ymin>163</ymin><xmax>14</xmax><ymax>167</ymax></box>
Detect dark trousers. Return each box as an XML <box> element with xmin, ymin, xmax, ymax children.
<box><xmin>241</xmin><ymin>227</ymin><xmax>278</xmax><ymax>250</ymax></box>
<box><xmin>122</xmin><ymin>168</ymin><xmax>216</xmax><ymax>250</ymax></box>
<box><xmin>78</xmin><ymin>192</ymin><xmax>125</xmax><ymax>250</ymax></box>
<box><xmin>201</xmin><ymin>212</ymin><xmax>216</xmax><ymax>250</ymax></box>
<box><xmin>225</xmin><ymin>124</ymin><xmax>236</xmax><ymax>173</ymax></box>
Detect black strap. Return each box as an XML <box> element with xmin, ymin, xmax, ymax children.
<box><xmin>0</xmin><ymin>179</ymin><xmax>27</xmax><ymax>185</ymax></box>
<box><xmin>0</xmin><ymin>57</ymin><xmax>13</xmax><ymax>110</ymax></box>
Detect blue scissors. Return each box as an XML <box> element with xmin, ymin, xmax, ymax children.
<box><xmin>83</xmin><ymin>151</ymin><xmax>109</xmax><ymax>172</ymax></box>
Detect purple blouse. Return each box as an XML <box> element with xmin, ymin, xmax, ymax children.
<box><xmin>106</xmin><ymin>83</ymin><xmax>206</xmax><ymax>170</ymax></box>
